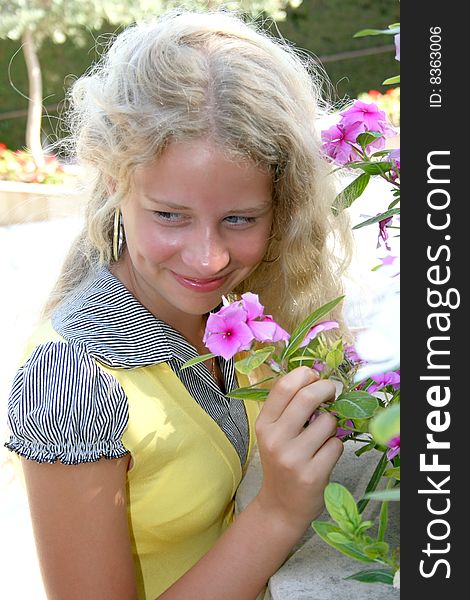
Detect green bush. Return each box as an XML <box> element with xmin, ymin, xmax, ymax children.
<box><xmin>0</xmin><ymin>0</ymin><xmax>399</xmax><ymax>151</ymax></box>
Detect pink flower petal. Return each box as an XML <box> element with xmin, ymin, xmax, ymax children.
<box><xmin>241</xmin><ymin>292</ymin><xmax>265</xmax><ymax>320</ymax></box>
<box><xmin>386</xmin><ymin>434</ymin><xmax>400</xmax><ymax>460</ymax></box>
<box><xmin>299</xmin><ymin>320</ymin><xmax>339</xmax><ymax>347</ymax></box>
<box><xmin>203</xmin><ymin>305</ymin><xmax>254</xmax><ymax>359</ymax></box>
<box><xmin>247</xmin><ymin>319</ymin><xmax>278</xmax><ymax>342</ymax></box>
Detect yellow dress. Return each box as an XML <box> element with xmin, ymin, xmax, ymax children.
<box><xmin>5</xmin><ymin>269</ymin><xmax>261</xmax><ymax>599</ymax></box>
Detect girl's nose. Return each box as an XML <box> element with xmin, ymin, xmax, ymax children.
<box><xmin>180</xmin><ymin>229</ymin><xmax>230</xmax><ymax>275</ymax></box>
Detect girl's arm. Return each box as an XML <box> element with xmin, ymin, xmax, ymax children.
<box><xmin>21</xmin><ymin>454</ymin><xmax>138</xmax><ymax>600</ymax></box>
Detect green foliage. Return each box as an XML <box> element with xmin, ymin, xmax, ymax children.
<box><xmin>345</xmin><ymin>568</ymin><xmax>395</xmax><ymax>585</ymax></box>
<box><xmin>281</xmin><ymin>295</ymin><xmax>344</xmax><ymax>360</ymax></box>
<box><xmin>363</xmin><ymin>488</ymin><xmax>400</xmax><ymax>502</ymax></box>
<box><xmin>226</xmin><ymin>387</ymin><xmax>270</xmax><ymax>401</ymax></box>
<box><xmin>179</xmin><ymin>352</ymin><xmax>216</xmax><ymax>368</ymax></box>
<box><xmin>331</xmin><ymin>391</ymin><xmax>378</xmax><ymax>419</ymax></box>
<box><xmin>274</xmin><ymin>0</ymin><xmax>400</xmax><ymax>101</ymax></box>
<box><xmin>352</xmin><ymin>208</ymin><xmax>400</xmax><ymax>230</ymax></box>
<box><xmin>234</xmin><ymin>347</ymin><xmax>275</xmax><ymax>375</ymax></box>
<box><xmin>0</xmin><ymin>0</ymin><xmax>400</xmax><ymax>150</ymax></box>
<box><xmin>312</xmin><ymin>482</ymin><xmax>397</xmax><ymax>582</ymax></box>
<box><xmin>332</xmin><ymin>173</ymin><xmax>370</xmax><ymax>215</ymax></box>
<box><xmin>369</xmin><ymin>404</ymin><xmax>400</xmax><ymax>445</ymax></box>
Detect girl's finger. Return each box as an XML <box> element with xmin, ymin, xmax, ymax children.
<box><xmin>305</xmin><ymin>436</ymin><xmax>344</xmax><ymax>483</ymax></box>
<box><xmin>258</xmin><ymin>367</ymin><xmax>318</xmax><ymax>425</ymax></box>
<box><xmin>289</xmin><ymin>411</ymin><xmax>339</xmax><ymax>458</ymax></box>
<box><xmin>276</xmin><ymin>379</ymin><xmax>336</xmax><ymax>437</ymax></box>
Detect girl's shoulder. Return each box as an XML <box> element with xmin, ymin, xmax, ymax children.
<box><xmin>5</xmin><ymin>331</ymin><xmax>129</xmax><ymax>465</ymax></box>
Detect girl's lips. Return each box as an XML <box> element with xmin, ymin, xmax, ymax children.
<box><xmin>171</xmin><ymin>272</ymin><xmax>228</xmax><ymax>292</ymax></box>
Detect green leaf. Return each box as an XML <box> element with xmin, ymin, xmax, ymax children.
<box><xmin>324</xmin><ymin>482</ymin><xmax>361</xmax><ymax>530</ymax></box>
<box><xmin>326</xmin><ymin>346</ymin><xmax>344</xmax><ymax>370</ymax></box>
<box><xmin>352</xmin><ymin>208</ymin><xmax>400</xmax><ymax>230</ymax></box>
<box><xmin>384</xmin><ymin>467</ymin><xmax>400</xmax><ymax>480</ymax></box>
<box><xmin>225</xmin><ymin>387</ymin><xmax>269</xmax><ymax>400</ymax></box>
<box><xmin>356</xmin><ymin>131</ymin><xmax>383</xmax><ymax>150</ymax></box>
<box><xmin>355</xmin><ymin>442</ymin><xmax>376</xmax><ymax>457</ymax></box>
<box><xmin>347</xmin><ymin>160</ymin><xmax>393</xmax><ymax>176</ymax></box>
<box><xmin>234</xmin><ymin>347</ymin><xmax>275</xmax><ymax>375</ymax></box>
<box><xmin>363</xmin><ymin>541</ymin><xmax>389</xmax><ymax>559</ymax></box>
<box><xmin>225</xmin><ymin>387</ymin><xmax>270</xmax><ymax>401</ymax></box>
<box><xmin>370</xmin><ymin>404</ymin><xmax>400</xmax><ymax>445</ymax></box>
<box><xmin>332</xmin><ymin>173</ymin><xmax>370</xmax><ymax>215</ymax></box>
<box><xmin>346</xmin><ymin>568</ymin><xmax>395</xmax><ymax>585</ymax></box>
<box><xmin>378</xmin><ymin>489</ymin><xmax>389</xmax><ymax>541</ymax></box>
<box><xmin>312</xmin><ymin>521</ymin><xmax>374</xmax><ymax>563</ymax></box>
<box><xmin>331</xmin><ymin>391</ymin><xmax>378</xmax><ymax>419</ymax></box>
<box><xmin>327</xmin><ymin>531</ymin><xmax>352</xmax><ymax>545</ymax></box>
<box><xmin>355</xmin><ymin>520</ymin><xmax>373</xmax><ymax>535</ymax></box>
<box><xmin>354</xmin><ymin>27</ymin><xmax>400</xmax><ymax>37</ymax></box>
<box><xmin>180</xmin><ymin>352</ymin><xmax>216</xmax><ymax>369</ymax></box>
<box><xmin>363</xmin><ymin>488</ymin><xmax>400</xmax><ymax>502</ymax></box>
<box><xmin>383</xmin><ymin>75</ymin><xmax>400</xmax><ymax>85</ymax></box>
<box><xmin>357</xmin><ymin>452</ymin><xmax>389</xmax><ymax>514</ymax></box>
<box><xmin>281</xmin><ymin>296</ymin><xmax>344</xmax><ymax>360</ymax></box>
<box><xmin>288</xmin><ymin>355</ymin><xmax>315</xmax><ymax>367</ymax></box>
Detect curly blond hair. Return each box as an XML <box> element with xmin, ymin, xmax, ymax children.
<box><xmin>45</xmin><ymin>9</ymin><xmax>353</xmax><ymax>333</ymax></box>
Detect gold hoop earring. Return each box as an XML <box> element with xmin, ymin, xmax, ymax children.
<box><xmin>112</xmin><ymin>207</ymin><xmax>124</xmax><ymax>261</ymax></box>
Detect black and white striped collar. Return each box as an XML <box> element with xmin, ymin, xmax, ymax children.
<box><xmin>51</xmin><ymin>267</ymin><xmax>225</xmax><ymax>374</ymax></box>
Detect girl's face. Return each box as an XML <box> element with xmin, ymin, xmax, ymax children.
<box><xmin>116</xmin><ymin>139</ymin><xmax>273</xmax><ymax>329</ymax></box>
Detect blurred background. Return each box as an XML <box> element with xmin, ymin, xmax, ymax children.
<box><xmin>0</xmin><ymin>0</ymin><xmax>399</xmax><ymax>153</ymax></box>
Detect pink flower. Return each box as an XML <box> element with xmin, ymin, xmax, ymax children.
<box><xmin>336</xmin><ymin>419</ymin><xmax>354</xmax><ymax>440</ymax></box>
<box><xmin>368</xmin><ymin>370</ymin><xmax>400</xmax><ymax>393</ymax></box>
<box><xmin>203</xmin><ymin>303</ymin><xmax>254</xmax><ymax>360</ymax></box>
<box><xmin>299</xmin><ymin>320</ymin><xmax>339</xmax><ymax>348</ymax></box>
<box><xmin>377</xmin><ymin>216</ymin><xmax>394</xmax><ymax>251</ymax></box>
<box><xmin>321</xmin><ymin>121</ymin><xmax>364</xmax><ymax>165</ymax></box>
<box><xmin>388</xmin><ymin>148</ymin><xmax>400</xmax><ymax>180</ymax></box>
<box><xmin>340</xmin><ymin>100</ymin><xmax>388</xmax><ymax>133</ymax></box>
<box><xmin>380</xmin><ymin>254</ymin><xmax>397</xmax><ymax>267</ymax></box>
<box><xmin>203</xmin><ymin>294</ymin><xmax>289</xmax><ymax>359</ymax></box>
<box><xmin>344</xmin><ymin>343</ymin><xmax>362</xmax><ymax>364</ymax></box>
<box><xmin>388</xmin><ymin>148</ymin><xmax>400</xmax><ymax>170</ymax></box>
<box><xmin>241</xmin><ymin>292</ymin><xmax>290</xmax><ymax>343</ymax></box>
<box><xmin>340</xmin><ymin>100</ymin><xmax>397</xmax><ymax>152</ymax></box>
<box><xmin>386</xmin><ymin>435</ymin><xmax>400</xmax><ymax>460</ymax></box>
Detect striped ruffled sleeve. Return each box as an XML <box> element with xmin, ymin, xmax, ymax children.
<box><xmin>5</xmin><ymin>341</ymin><xmax>129</xmax><ymax>464</ymax></box>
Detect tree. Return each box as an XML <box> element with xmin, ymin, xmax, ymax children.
<box><xmin>0</xmin><ymin>0</ymin><xmax>301</xmax><ymax>169</ymax></box>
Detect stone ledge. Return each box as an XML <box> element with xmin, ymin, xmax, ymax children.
<box><xmin>236</xmin><ymin>442</ymin><xmax>399</xmax><ymax>599</ymax></box>
<box><xmin>0</xmin><ymin>181</ymin><xmax>84</xmax><ymax>225</ymax></box>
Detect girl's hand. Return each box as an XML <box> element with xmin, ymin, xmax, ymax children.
<box><xmin>254</xmin><ymin>366</ymin><xmax>343</xmax><ymax>533</ymax></box>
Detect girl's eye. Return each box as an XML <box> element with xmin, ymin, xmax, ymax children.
<box><xmin>224</xmin><ymin>215</ymin><xmax>256</xmax><ymax>225</ymax></box>
<box><xmin>154</xmin><ymin>211</ymin><xmax>183</xmax><ymax>222</ymax></box>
